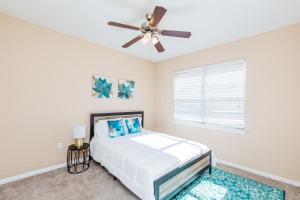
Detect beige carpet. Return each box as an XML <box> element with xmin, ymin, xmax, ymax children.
<box><xmin>1</xmin><ymin>161</ymin><xmax>299</xmax><ymax>200</ymax></box>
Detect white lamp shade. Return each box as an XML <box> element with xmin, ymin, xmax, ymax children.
<box><xmin>73</xmin><ymin>125</ymin><xmax>86</xmax><ymax>139</ymax></box>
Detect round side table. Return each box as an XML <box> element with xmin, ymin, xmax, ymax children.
<box><xmin>67</xmin><ymin>143</ymin><xmax>90</xmax><ymax>174</ymax></box>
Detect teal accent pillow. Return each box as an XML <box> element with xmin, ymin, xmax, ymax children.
<box><xmin>125</xmin><ymin>118</ymin><xmax>141</xmax><ymax>134</ymax></box>
<box><xmin>107</xmin><ymin>119</ymin><xmax>125</xmax><ymax>138</ymax></box>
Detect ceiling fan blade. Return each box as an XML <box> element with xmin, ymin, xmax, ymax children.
<box><xmin>154</xmin><ymin>41</ymin><xmax>165</xmax><ymax>53</ymax></box>
<box><xmin>149</xmin><ymin>6</ymin><xmax>167</xmax><ymax>27</ymax></box>
<box><xmin>122</xmin><ymin>35</ymin><xmax>144</xmax><ymax>48</ymax></box>
<box><xmin>161</xmin><ymin>30</ymin><xmax>191</xmax><ymax>38</ymax></box>
<box><xmin>108</xmin><ymin>21</ymin><xmax>140</xmax><ymax>31</ymax></box>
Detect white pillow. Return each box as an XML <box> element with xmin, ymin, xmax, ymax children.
<box><xmin>94</xmin><ymin>119</ymin><xmax>109</xmax><ymax>138</ymax></box>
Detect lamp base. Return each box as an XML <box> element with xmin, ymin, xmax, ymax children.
<box><xmin>74</xmin><ymin>138</ymin><xmax>84</xmax><ymax>148</ymax></box>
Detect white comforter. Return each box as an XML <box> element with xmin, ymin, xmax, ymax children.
<box><xmin>90</xmin><ymin>129</ymin><xmax>211</xmax><ymax>200</ymax></box>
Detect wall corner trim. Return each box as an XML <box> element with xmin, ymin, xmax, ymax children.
<box><xmin>218</xmin><ymin>159</ymin><xmax>300</xmax><ymax>187</ymax></box>
<box><xmin>0</xmin><ymin>163</ymin><xmax>66</xmax><ymax>185</ymax></box>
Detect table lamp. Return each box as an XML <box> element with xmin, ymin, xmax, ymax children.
<box><xmin>73</xmin><ymin>125</ymin><xmax>86</xmax><ymax>148</ymax></box>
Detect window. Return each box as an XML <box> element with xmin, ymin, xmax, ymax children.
<box><xmin>174</xmin><ymin>59</ymin><xmax>246</xmax><ymax>132</ymax></box>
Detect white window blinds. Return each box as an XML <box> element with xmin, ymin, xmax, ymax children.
<box><xmin>174</xmin><ymin>59</ymin><xmax>246</xmax><ymax>131</ymax></box>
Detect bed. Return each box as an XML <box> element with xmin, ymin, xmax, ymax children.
<box><xmin>90</xmin><ymin>111</ymin><xmax>212</xmax><ymax>200</ymax></box>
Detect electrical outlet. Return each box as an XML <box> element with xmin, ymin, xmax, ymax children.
<box><xmin>57</xmin><ymin>143</ymin><xmax>63</xmax><ymax>149</ymax></box>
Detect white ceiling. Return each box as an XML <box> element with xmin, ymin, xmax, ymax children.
<box><xmin>1</xmin><ymin>0</ymin><xmax>300</xmax><ymax>62</ymax></box>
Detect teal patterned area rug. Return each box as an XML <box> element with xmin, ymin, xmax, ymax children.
<box><xmin>172</xmin><ymin>168</ymin><xmax>285</xmax><ymax>200</ymax></box>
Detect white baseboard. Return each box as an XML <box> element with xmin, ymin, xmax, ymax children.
<box><xmin>0</xmin><ymin>163</ymin><xmax>66</xmax><ymax>185</ymax></box>
<box><xmin>218</xmin><ymin>159</ymin><xmax>300</xmax><ymax>187</ymax></box>
<box><xmin>1</xmin><ymin>160</ymin><xmax>300</xmax><ymax>188</ymax></box>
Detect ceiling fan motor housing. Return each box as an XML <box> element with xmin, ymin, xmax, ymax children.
<box><xmin>140</xmin><ymin>21</ymin><xmax>159</xmax><ymax>35</ymax></box>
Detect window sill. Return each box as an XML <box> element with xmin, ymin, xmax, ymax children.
<box><xmin>173</xmin><ymin>120</ymin><xmax>247</xmax><ymax>134</ymax></box>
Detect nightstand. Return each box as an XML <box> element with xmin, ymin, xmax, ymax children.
<box><xmin>67</xmin><ymin>143</ymin><xmax>90</xmax><ymax>174</ymax></box>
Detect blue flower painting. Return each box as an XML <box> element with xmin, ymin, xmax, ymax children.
<box><xmin>118</xmin><ymin>80</ymin><xmax>135</xmax><ymax>99</ymax></box>
<box><xmin>92</xmin><ymin>76</ymin><xmax>113</xmax><ymax>98</ymax></box>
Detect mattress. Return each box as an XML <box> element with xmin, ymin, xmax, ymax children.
<box><xmin>90</xmin><ymin>129</ymin><xmax>211</xmax><ymax>200</ymax></box>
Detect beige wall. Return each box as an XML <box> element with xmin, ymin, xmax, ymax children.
<box><xmin>154</xmin><ymin>23</ymin><xmax>300</xmax><ymax>182</ymax></box>
<box><xmin>0</xmin><ymin>14</ymin><xmax>155</xmax><ymax>179</ymax></box>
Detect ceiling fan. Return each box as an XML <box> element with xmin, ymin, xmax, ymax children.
<box><xmin>107</xmin><ymin>6</ymin><xmax>191</xmax><ymax>53</ymax></box>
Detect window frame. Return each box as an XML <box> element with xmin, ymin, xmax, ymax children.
<box><xmin>172</xmin><ymin>59</ymin><xmax>247</xmax><ymax>134</ymax></box>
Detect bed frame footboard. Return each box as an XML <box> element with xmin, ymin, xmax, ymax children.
<box><xmin>154</xmin><ymin>150</ymin><xmax>212</xmax><ymax>200</ymax></box>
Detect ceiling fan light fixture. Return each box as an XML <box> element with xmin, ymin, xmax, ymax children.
<box><xmin>142</xmin><ymin>32</ymin><xmax>152</xmax><ymax>44</ymax></box>
<box><xmin>151</xmin><ymin>35</ymin><xmax>159</xmax><ymax>45</ymax></box>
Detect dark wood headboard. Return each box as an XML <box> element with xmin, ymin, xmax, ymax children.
<box><xmin>89</xmin><ymin>111</ymin><xmax>144</xmax><ymax>141</ymax></box>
